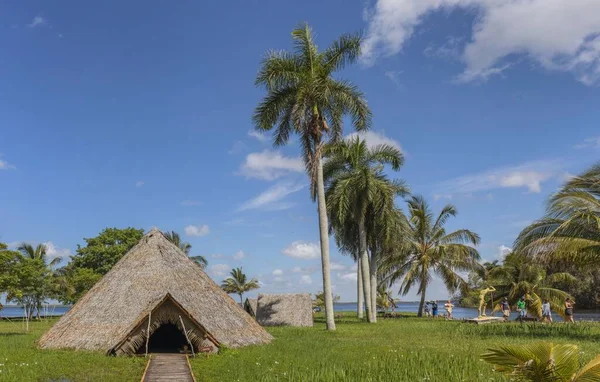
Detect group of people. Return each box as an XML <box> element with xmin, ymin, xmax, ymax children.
<box><xmin>500</xmin><ymin>296</ymin><xmax>576</xmax><ymax>323</ymax></box>
<box><xmin>423</xmin><ymin>300</ymin><xmax>454</xmax><ymax>319</ymax></box>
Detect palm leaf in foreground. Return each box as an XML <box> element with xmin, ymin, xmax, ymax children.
<box><xmin>481</xmin><ymin>342</ymin><xmax>600</xmax><ymax>382</ymax></box>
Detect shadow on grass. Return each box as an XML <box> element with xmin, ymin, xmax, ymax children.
<box><xmin>0</xmin><ymin>332</ymin><xmax>28</xmax><ymax>337</ymax></box>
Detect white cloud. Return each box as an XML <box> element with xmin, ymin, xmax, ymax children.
<box><xmin>237</xmin><ymin>181</ymin><xmax>305</xmax><ymax>212</ymax></box>
<box><xmin>248</xmin><ymin>130</ymin><xmax>269</xmax><ymax>143</ymax></box>
<box><xmin>210</xmin><ymin>263</ymin><xmax>230</xmax><ymax>277</ymax></box>
<box><xmin>233</xmin><ymin>250</ymin><xmax>246</xmax><ymax>260</ymax></box>
<box><xmin>239</xmin><ymin>150</ymin><xmax>304</xmax><ymax>181</ymax></box>
<box><xmin>330</xmin><ymin>262</ymin><xmax>347</xmax><ymax>271</ymax></box>
<box><xmin>184</xmin><ymin>224</ymin><xmax>210</xmax><ymax>237</ymax></box>
<box><xmin>498</xmin><ymin>245</ymin><xmax>512</xmax><ymax>259</ymax></box>
<box><xmin>180</xmin><ymin>200</ymin><xmax>201</xmax><ymax>206</ymax></box>
<box><xmin>437</xmin><ymin>159</ymin><xmax>564</xmax><ymax>194</ymax></box>
<box><xmin>282</xmin><ymin>241</ymin><xmax>320</xmax><ymax>260</ymax></box>
<box><xmin>135</xmin><ymin>181</ymin><xmax>144</xmax><ymax>187</ymax></box>
<box><xmin>574</xmin><ymin>136</ymin><xmax>600</xmax><ymax>149</ymax></box>
<box><xmin>362</xmin><ymin>0</ymin><xmax>600</xmax><ymax>85</ymax></box>
<box><xmin>346</xmin><ymin>130</ymin><xmax>403</xmax><ymax>152</ymax></box>
<box><xmin>424</xmin><ymin>36</ymin><xmax>464</xmax><ymax>60</ymax></box>
<box><xmin>350</xmin><ymin>263</ymin><xmax>358</xmax><ymax>271</ymax></box>
<box><xmin>43</xmin><ymin>242</ymin><xmax>72</xmax><ymax>262</ymax></box>
<box><xmin>211</xmin><ymin>253</ymin><xmax>223</xmax><ymax>258</ymax></box>
<box><xmin>299</xmin><ymin>275</ymin><xmax>313</xmax><ymax>285</ymax></box>
<box><xmin>28</xmin><ymin>16</ymin><xmax>46</xmax><ymax>28</ymax></box>
<box><xmin>0</xmin><ymin>159</ymin><xmax>16</xmax><ymax>170</ymax></box>
<box><xmin>340</xmin><ymin>272</ymin><xmax>358</xmax><ymax>282</ymax></box>
<box><xmin>272</xmin><ymin>269</ymin><xmax>284</xmax><ymax>276</ymax></box>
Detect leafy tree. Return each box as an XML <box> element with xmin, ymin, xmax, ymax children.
<box><xmin>220</xmin><ymin>267</ymin><xmax>260</xmax><ymax>304</ymax></box>
<box><xmin>515</xmin><ymin>162</ymin><xmax>600</xmax><ymax>265</ymax></box>
<box><xmin>69</xmin><ymin>227</ymin><xmax>144</xmax><ymax>275</ymax></box>
<box><xmin>163</xmin><ymin>230</ymin><xmax>208</xmax><ymax>269</ymax></box>
<box><xmin>53</xmin><ymin>268</ymin><xmax>102</xmax><ymax>305</ymax></box>
<box><xmin>376</xmin><ymin>284</ymin><xmax>397</xmax><ymax>312</ymax></box>
<box><xmin>381</xmin><ymin>196</ymin><xmax>481</xmax><ymax>317</ymax></box>
<box><xmin>253</xmin><ymin>23</ymin><xmax>371</xmax><ymax>330</ymax></box>
<box><xmin>482</xmin><ymin>342</ymin><xmax>600</xmax><ymax>382</ymax></box>
<box><xmin>324</xmin><ymin>137</ymin><xmax>407</xmax><ymax>322</ymax></box>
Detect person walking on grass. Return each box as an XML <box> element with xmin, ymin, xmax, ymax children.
<box><xmin>431</xmin><ymin>301</ymin><xmax>438</xmax><ymax>318</ymax></box>
<box><xmin>565</xmin><ymin>298</ymin><xmax>575</xmax><ymax>323</ymax></box>
<box><xmin>500</xmin><ymin>297</ymin><xmax>511</xmax><ymax>322</ymax></box>
<box><xmin>516</xmin><ymin>296</ymin><xmax>526</xmax><ymax>323</ymax></box>
<box><xmin>444</xmin><ymin>300</ymin><xmax>454</xmax><ymax>320</ymax></box>
<box><xmin>541</xmin><ymin>299</ymin><xmax>552</xmax><ymax>323</ymax></box>
<box><xmin>424</xmin><ymin>303</ymin><xmax>431</xmax><ymax>318</ymax></box>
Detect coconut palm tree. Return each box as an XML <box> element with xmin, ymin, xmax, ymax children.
<box><xmin>324</xmin><ymin>137</ymin><xmax>407</xmax><ymax>322</ymax></box>
<box><xmin>488</xmin><ymin>251</ymin><xmax>575</xmax><ymax>319</ymax></box>
<box><xmin>481</xmin><ymin>342</ymin><xmax>600</xmax><ymax>381</ymax></box>
<box><xmin>17</xmin><ymin>243</ymin><xmax>61</xmax><ymax>268</ymax></box>
<box><xmin>253</xmin><ymin>24</ymin><xmax>372</xmax><ymax>330</ymax></box>
<box><xmin>163</xmin><ymin>231</ymin><xmax>208</xmax><ymax>269</ymax></box>
<box><xmin>381</xmin><ymin>196</ymin><xmax>481</xmax><ymax>317</ymax></box>
<box><xmin>376</xmin><ymin>284</ymin><xmax>397</xmax><ymax>312</ymax></box>
<box><xmin>515</xmin><ymin>162</ymin><xmax>600</xmax><ymax>265</ymax></box>
<box><xmin>220</xmin><ymin>267</ymin><xmax>260</xmax><ymax>304</ymax></box>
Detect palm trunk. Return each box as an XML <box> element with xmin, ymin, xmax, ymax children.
<box><xmin>358</xmin><ymin>217</ymin><xmax>373</xmax><ymax>323</ymax></box>
<box><xmin>357</xmin><ymin>256</ymin><xmax>364</xmax><ymax>319</ymax></box>
<box><xmin>418</xmin><ymin>288</ymin><xmax>427</xmax><ymax>318</ymax></box>
<box><xmin>369</xmin><ymin>246</ymin><xmax>378</xmax><ymax>323</ymax></box>
<box><xmin>316</xmin><ymin>155</ymin><xmax>336</xmax><ymax>330</ymax></box>
<box><xmin>239</xmin><ymin>293</ymin><xmax>243</xmax><ymax>305</ymax></box>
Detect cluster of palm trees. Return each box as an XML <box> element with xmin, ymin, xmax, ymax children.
<box><xmin>253</xmin><ymin>24</ymin><xmax>482</xmax><ymax>328</ymax></box>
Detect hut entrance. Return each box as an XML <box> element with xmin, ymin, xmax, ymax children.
<box><xmin>146</xmin><ymin>323</ymin><xmax>189</xmax><ymax>353</ymax></box>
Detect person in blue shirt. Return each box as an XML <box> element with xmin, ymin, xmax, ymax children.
<box><xmin>500</xmin><ymin>297</ymin><xmax>511</xmax><ymax>322</ymax></box>
<box><xmin>541</xmin><ymin>299</ymin><xmax>552</xmax><ymax>323</ymax></box>
<box><xmin>431</xmin><ymin>301</ymin><xmax>438</xmax><ymax>318</ymax></box>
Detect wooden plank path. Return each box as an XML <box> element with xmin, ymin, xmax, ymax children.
<box><xmin>142</xmin><ymin>354</ymin><xmax>196</xmax><ymax>382</ymax></box>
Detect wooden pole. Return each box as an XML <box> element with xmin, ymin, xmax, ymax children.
<box><xmin>145</xmin><ymin>311</ymin><xmax>151</xmax><ymax>358</ymax></box>
<box><xmin>179</xmin><ymin>315</ymin><xmax>195</xmax><ymax>358</ymax></box>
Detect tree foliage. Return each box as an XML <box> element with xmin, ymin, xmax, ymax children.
<box><xmin>220</xmin><ymin>267</ymin><xmax>260</xmax><ymax>304</ymax></box>
<box><xmin>69</xmin><ymin>227</ymin><xmax>144</xmax><ymax>275</ymax></box>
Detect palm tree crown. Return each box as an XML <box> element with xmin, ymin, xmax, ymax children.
<box><xmin>221</xmin><ymin>267</ymin><xmax>260</xmax><ymax>304</ymax></box>
<box><xmin>381</xmin><ymin>196</ymin><xmax>481</xmax><ymax>317</ymax></box>
<box><xmin>253</xmin><ymin>23</ymin><xmax>371</xmax><ymax>193</ymax></box>
<box><xmin>163</xmin><ymin>230</ymin><xmax>208</xmax><ymax>269</ymax></box>
<box><xmin>17</xmin><ymin>242</ymin><xmax>61</xmax><ymax>268</ymax></box>
<box><xmin>515</xmin><ymin>162</ymin><xmax>600</xmax><ymax>265</ymax></box>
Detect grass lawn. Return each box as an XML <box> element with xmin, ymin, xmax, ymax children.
<box><xmin>2</xmin><ymin>314</ymin><xmax>600</xmax><ymax>381</ymax></box>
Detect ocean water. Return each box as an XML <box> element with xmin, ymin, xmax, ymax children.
<box><xmin>2</xmin><ymin>303</ymin><xmax>599</xmax><ymax>322</ymax></box>
<box><xmin>334</xmin><ymin>301</ymin><xmax>600</xmax><ymax>322</ymax></box>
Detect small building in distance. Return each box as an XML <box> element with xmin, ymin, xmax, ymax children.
<box><xmin>255</xmin><ymin>293</ymin><xmax>313</xmax><ymax>327</ymax></box>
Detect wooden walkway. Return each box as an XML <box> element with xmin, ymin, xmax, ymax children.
<box><xmin>142</xmin><ymin>354</ymin><xmax>195</xmax><ymax>382</ymax></box>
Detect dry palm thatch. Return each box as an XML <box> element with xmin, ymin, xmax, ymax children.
<box><xmin>244</xmin><ymin>298</ymin><xmax>258</xmax><ymax>317</ymax></box>
<box><xmin>39</xmin><ymin>229</ymin><xmax>272</xmax><ymax>354</ymax></box>
<box><xmin>256</xmin><ymin>294</ymin><xmax>313</xmax><ymax>327</ymax></box>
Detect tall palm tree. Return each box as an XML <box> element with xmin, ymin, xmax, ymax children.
<box><xmin>481</xmin><ymin>342</ymin><xmax>600</xmax><ymax>382</ymax></box>
<box><xmin>163</xmin><ymin>231</ymin><xmax>208</xmax><ymax>269</ymax></box>
<box><xmin>515</xmin><ymin>162</ymin><xmax>600</xmax><ymax>264</ymax></box>
<box><xmin>488</xmin><ymin>251</ymin><xmax>575</xmax><ymax>319</ymax></box>
<box><xmin>324</xmin><ymin>137</ymin><xmax>407</xmax><ymax>322</ymax></box>
<box><xmin>220</xmin><ymin>267</ymin><xmax>260</xmax><ymax>304</ymax></box>
<box><xmin>381</xmin><ymin>196</ymin><xmax>481</xmax><ymax>317</ymax></box>
<box><xmin>253</xmin><ymin>24</ymin><xmax>372</xmax><ymax>330</ymax></box>
<box><xmin>17</xmin><ymin>243</ymin><xmax>61</xmax><ymax>268</ymax></box>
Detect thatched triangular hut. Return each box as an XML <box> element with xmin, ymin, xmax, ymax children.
<box><xmin>256</xmin><ymin>293</ymin><xmax>313</xmax><ymax>327</ymax></box>
<box><xmin>39</xmin><ymin>229</ymin><xmax>273</xmax><ymax>355</ymax></box>
<box><xmin>244</xmin><ymin>298</ymin><xmax>258</xmax><ymax>317</ymax></box>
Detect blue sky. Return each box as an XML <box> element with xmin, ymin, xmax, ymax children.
<box><xmin>1</xmin><ymin>0</ymin><xmax>599</xmax><ymax>302</ymax></box>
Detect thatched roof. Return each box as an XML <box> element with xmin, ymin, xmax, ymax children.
<box><xmin>39</xmin><ymin>229</ymin><xmax>272</xmax><ymax>353</ymax></box>
<box><xmin>256</xmin><ymin>293</ymin><xmax>313</xmax><ymax>327</ymax></box>
<box><xmin>244</xmin><ymin>298</ymin><xmax>258</xmax><ymax>317</ymax></box>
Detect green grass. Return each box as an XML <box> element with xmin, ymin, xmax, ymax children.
<box><xmin>0</xmin><ymin>319</ymin><xmax>146</xmax><ymax>381</ymax></box>
<box><xmin>2</xmin><ymin>314</ymin><xmax>600</xmax><ymax>381</ymax></box>
<box><xmin>191</xmin><ymin>313</ymin><xmax>600</xmax><ymax>382</ymax></box>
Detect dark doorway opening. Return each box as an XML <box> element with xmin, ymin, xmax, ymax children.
<box><xmin>145</xmin><ymin>323</ymin><xmax>190</xmax><ymax>353</ymax></box>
